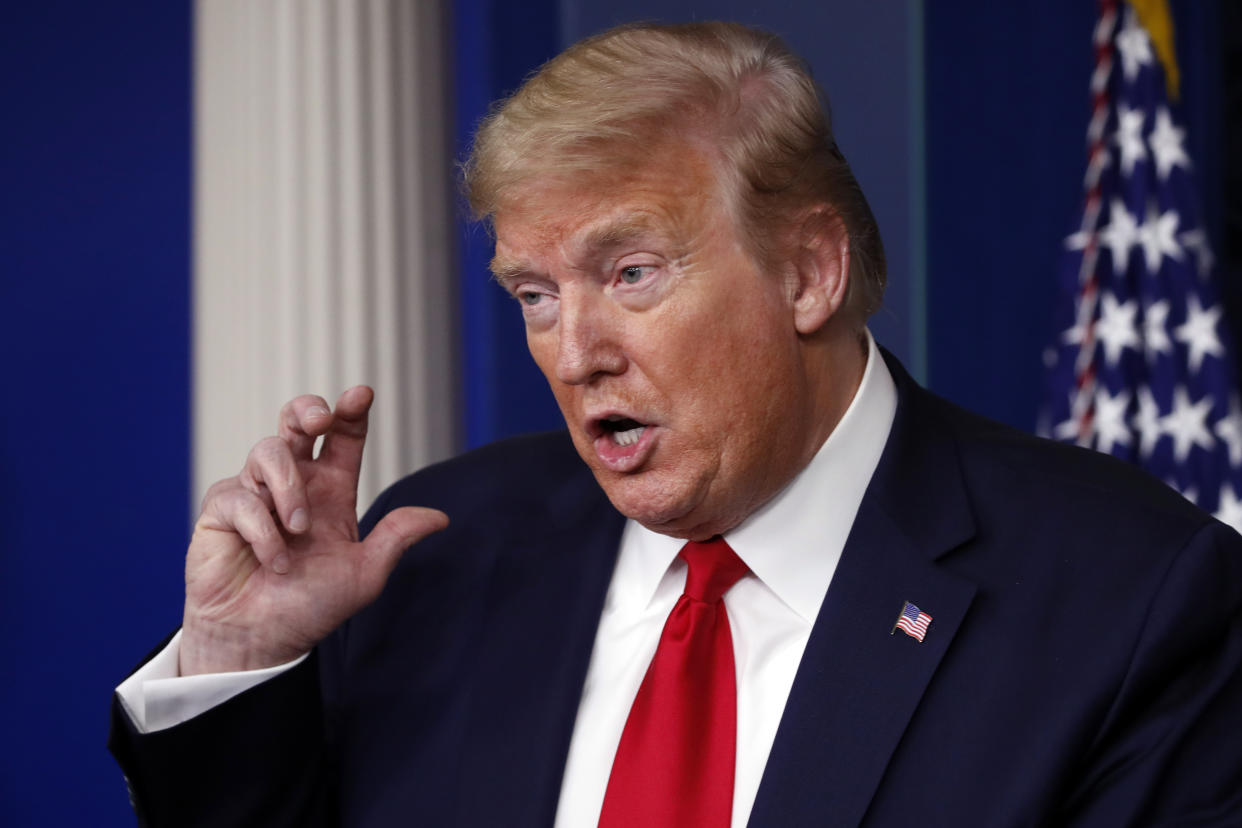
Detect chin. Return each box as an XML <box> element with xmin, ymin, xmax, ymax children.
<box><xmin>594</xmin><ymin>470</ymin><xmax>718</xmax><ymax>539</ymax></box>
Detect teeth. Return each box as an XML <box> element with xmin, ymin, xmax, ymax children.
<box><xmin>613</xmin><ymin>426</ymin><xmax>645</xmax><ymax>447</ymax></box>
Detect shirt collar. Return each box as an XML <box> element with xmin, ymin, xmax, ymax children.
<box><xmin>615</xmin><ymin>331</ymin><xmax>898</xmax><ymax>623</ymax></box>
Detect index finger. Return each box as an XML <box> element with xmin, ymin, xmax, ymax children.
<box><xmin>277</xmin><ymin>394</ymin><xmax>334</xmax><ymax>460</ymax></box>
<box><xmin>316</xmin><ymin>385</ymin><xmax>375</xmax><ymax>477</ymax></box>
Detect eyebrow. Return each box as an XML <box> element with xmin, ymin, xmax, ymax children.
<box><xmin>489</xmin><ymin>256</ymin><xmax>527</xmax><ymax>283</ymax></box>
<box><xmin>579</xmin><ymin>215</ymin><xmax>660</xmax><ymax>253</ymax></box>
<box><xmin>490</xmin><ymin>214</ymin><xmax>668</xmax><ymax>283</ymax></box>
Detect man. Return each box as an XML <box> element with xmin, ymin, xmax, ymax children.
<box><xmin>111</xmin><ymin>21</ymin><xmax>1242</xmax><ymax>827</ymax></box>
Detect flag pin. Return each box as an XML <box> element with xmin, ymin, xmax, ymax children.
<box><xmin>891</xmin><ymin>600</ymin><xmax>932</xmax><ymax>642</ymax></box>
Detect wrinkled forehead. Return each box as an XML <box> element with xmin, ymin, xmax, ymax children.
<box><xmin>492</xmin><ymin>204</ymin><xmax>678</xmax><ymax>279</ymax></box>
<box><xmin>490</xmin><ymin>143</ymin><xmax>731</xmax><ymax>274</ymax></box>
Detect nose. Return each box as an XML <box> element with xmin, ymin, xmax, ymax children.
<box><xmin>554</xmin><ymin>288</ymin><xmax>627</xmax><ymax>385</ymax></box>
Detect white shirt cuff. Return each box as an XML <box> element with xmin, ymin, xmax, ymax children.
<box><xmin>115</xmin><ymin>630</ymin><xmax>309</xmax><ymax>734</ymax></box>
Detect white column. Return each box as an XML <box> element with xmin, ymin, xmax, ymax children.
<box><xmin>193</xmin><ymin>0</ymin><xmax>457</xmax><ymax>511</ymax></box>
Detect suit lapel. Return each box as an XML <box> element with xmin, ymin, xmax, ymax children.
<box><xmin>749</xmin><ymin>358</ymin><xmax>979</xmax><ymax>827</ymax></box>
<box><xmin>453</xmin><ymin>476</ymin><xmax>625</xmax><ymax>827</ymax></box>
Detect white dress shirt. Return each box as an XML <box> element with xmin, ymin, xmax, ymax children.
<box><xmin>117</xmin><ymin>332</ymin><xmax>897</xmax><ymax>828</ymax></box>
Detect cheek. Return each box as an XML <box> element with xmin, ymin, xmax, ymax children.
<box><xmin>693</xmin><ymin>300</ymin><xmax>791</xmax><ymax>376</ymax></box>
<box><xmin>525</xmin><ymin>327</ymin><xmax>558</xmax><ymax>378</ymax></box>
<box><xmin>525</xmin><ymin>331</ymin><xmax>579</xmax><ymax>413</ymax></box>
<box><xmin>691</xmin><ymin>320</ymin><xmax>801</xmax><ymax>432</ymax></box>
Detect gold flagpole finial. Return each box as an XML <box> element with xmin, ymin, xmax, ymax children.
<box><xmin>1127</xmin><ymin>0</ymin><xmax>1180</xmax><ymax>101</ymax></box>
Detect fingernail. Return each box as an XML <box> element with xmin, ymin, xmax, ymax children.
<box><xmin>307</xmin><ymin>406</ymin><xmax>330</xmax><ymax>418</ymax></box>
<box><xmin>289</xmin><ymin>508</ymin><xmax>309</xmax><ymax>532</ymax></box>
<box><xmin>272</xmin><ymin>554</ymin><xmax>290</xmax><ymax>574</ymax></box>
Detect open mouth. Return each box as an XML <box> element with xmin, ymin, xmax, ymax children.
<box><xmin>598</xmin><ymin>416</ymin><xmax>647</xmax><ymax>447</ymax></box>
<box><xmin>590</xmin><ymin>412</ymin><xmax>659</xmax><ymax>472</ymax></box>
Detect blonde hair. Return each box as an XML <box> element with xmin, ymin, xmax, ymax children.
<box><xmin>464</xmin><ymin>21</ymin><xmax>886</xmax><ymax>317</ymax></box>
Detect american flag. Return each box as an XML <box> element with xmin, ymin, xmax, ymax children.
<box><xmin>1039</xmin><ymin>0</ymin><xmax>1242</xmax><ymax>531</ymax></box>
<box><xmin>894</xmin><ymin>601</ymin><xmax>932</xmax><ymax>642</ymax></box>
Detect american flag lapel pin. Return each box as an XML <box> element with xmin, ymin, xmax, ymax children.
<box><xmin>891</xmin><ymin>600</ymin><xmax>932</xmax><ymax>642</ymax></box>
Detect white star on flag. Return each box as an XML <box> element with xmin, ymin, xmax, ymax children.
<box><xmin>1149</xmin><ymin>107</ymin><xmax>1190</xmax><ymax>180</ymax></box>
<box><xmin>1135</xmin><ymin>385</ymin><xmax>1164</xmax><ymax>458</ymax></box>
<box><xmin>1114</xmin><ymin>104</ymin><xmax>1148</xmax><ymax>175</ymax></box>
<box><xmin>1095</xmin><ymin>292</ymin><xmax>1141</xmax><ymax>365</ymax></box>
<box><xmin>1173</xmin><ymin>294</ymin><xmax>1224</xmax><ymax>373</ymax></box>
<box><xmin>1065</xmin><ymin>228</ymin><xmax>1092</xmax><ymax>252</ymax></box>
<box><xmin>1178</xmin><ymin>229</ymin><xmax>1215</xmax><ymax>281</ymax></box>
<box><xmin>1215</xmin><ymin>485</ymin><xmax>1242</xmax><ymax>532</ymax></box>
<box><xmin>1160</xmin><ymin>386</ymin><xmax>1215</xmax><ymax>463</ymax></box>
<box><xmin>1053</xmin><ymin>398</ymin><xmax>1086</xmax><ymax>444</ymax></box>
<box><xmin>1142</xmin><ymin>300</ymin><xmax>1172</xmax><ymax>361</ymax></box>
<box><xmin>1061</xmin><ymin>319</ymin><xmax>1088</xmax><ymax>348</ymax></box>
<box><xmin>1215</xmin><ymin>395</ymin><xmax>1242</xmax><ymax>466</ymax></box>
<box><xmin>1137</xmin><ymin>202</ymin><xmax>1182</xmax><ymax>272</ymax></box>
<box><xmin>1099</xmin><ymin>198</ymin><xmax>1139</xmax><ymax>275</ymax></box>
<box><xmin>1093</xmin><ymin>387</ymin><xmax>1132</xmax><ymax>454</ymax></box>
<box><xmin>1115</xmin><ymin>9</ymin><xmax>1154</xmax><ymax>81</ymax></box>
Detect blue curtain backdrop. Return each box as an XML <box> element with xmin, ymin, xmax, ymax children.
<box><xmin>455</xmin><ymin>0</ymin><xmax>565</xmax><ymax>447</ymax></box>
<box><xmin>1</xmin><ymin>2</ymin><xmax>192</xmax><ymax>825</ymax></box>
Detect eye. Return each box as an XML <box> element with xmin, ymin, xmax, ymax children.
<box><xmin>619</xmin><ymin>265</ymin><xmax>651</xmax><ymax>285</ymax></box>
<box><xmin>507</xmin><ymin>281</ymin><xmax>555</xmax><ymax>308</ymax></box>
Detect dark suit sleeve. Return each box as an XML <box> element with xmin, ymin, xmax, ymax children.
<box><xmin>108</xmin><ymin>649</ymin><xmax>336</xmax><ymax>827</ymax></box>
<box><xmin>1059</xmin><ymin>520</ymin><xmax>1242</xmax><ymax>825</ymax></box>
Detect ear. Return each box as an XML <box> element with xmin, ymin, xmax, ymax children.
<box><xmin>789</xmin><ymin>206</ymin><xmax>850</xmax><ymax>335</ymax></box>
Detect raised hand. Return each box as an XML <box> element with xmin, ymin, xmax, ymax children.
<box><xmin>179</xmin><ymin>386</ymin><xmax>448</xmax><ymax>676</ymax></box>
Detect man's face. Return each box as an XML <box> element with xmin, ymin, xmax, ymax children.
<box><xmin>492</xmin><ymin>144</ymin><xmax>825</xmax><ymax>539</ymax></box>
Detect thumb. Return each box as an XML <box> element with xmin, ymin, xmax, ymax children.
<box><xmin>358</xmin><ymin>506</ymin><xmax>450</xmax><ymax>592</ymax></box>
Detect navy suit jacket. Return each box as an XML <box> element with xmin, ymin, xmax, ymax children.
<box><xmin>110</xmin><ymin>356</ymin><xmax>1242</xmax><ymax>826</ymax></box>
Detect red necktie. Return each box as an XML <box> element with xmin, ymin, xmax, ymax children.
<box><xmin>598</xmin><ymin>537</ymin><xmax>749</xmax><ymax>828</ymax></box>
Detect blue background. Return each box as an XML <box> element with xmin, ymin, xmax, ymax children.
<box><xmin>1</xmin><ymin>2</ymin><xmax>191</xmax><ymax>824</ymax></box>
<box><xmin>1</xmin><ymin>1</ymin><xmax>1232</xmax><ymax>823</ymax></box>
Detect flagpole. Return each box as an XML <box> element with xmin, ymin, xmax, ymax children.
<box><xmin>890</xmin><ymin>600</ymin><xmax>907</xmax><ymax>635</ymax></box>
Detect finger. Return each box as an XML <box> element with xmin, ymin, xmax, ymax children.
<box><xmin>356</xmin><ymin>507</ymin><xmax>449</xmax><ymax>598</ymax></box>
<box><xmin>202</xmin><ymin>486</ymin><xmax>291</xmax><ymax>573</ymax></box>
<box><xmin>240</xmin><ymin>436</ymin><xmax>311</xmax><ymax>533</ymax></box>
<box><xmin>277</xmin><ymin>394</ymin><xmax>335</xmax><ymax>460</ymax></box>
<box><xmin>316</xmin><ymin>385</ymin><xmax>375</xmax><ymax>477</ymax></box>
<box><xmin>199</xmin><ymin>476</ymin><xmax>243</xmax><ymax>517</ymax></box>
